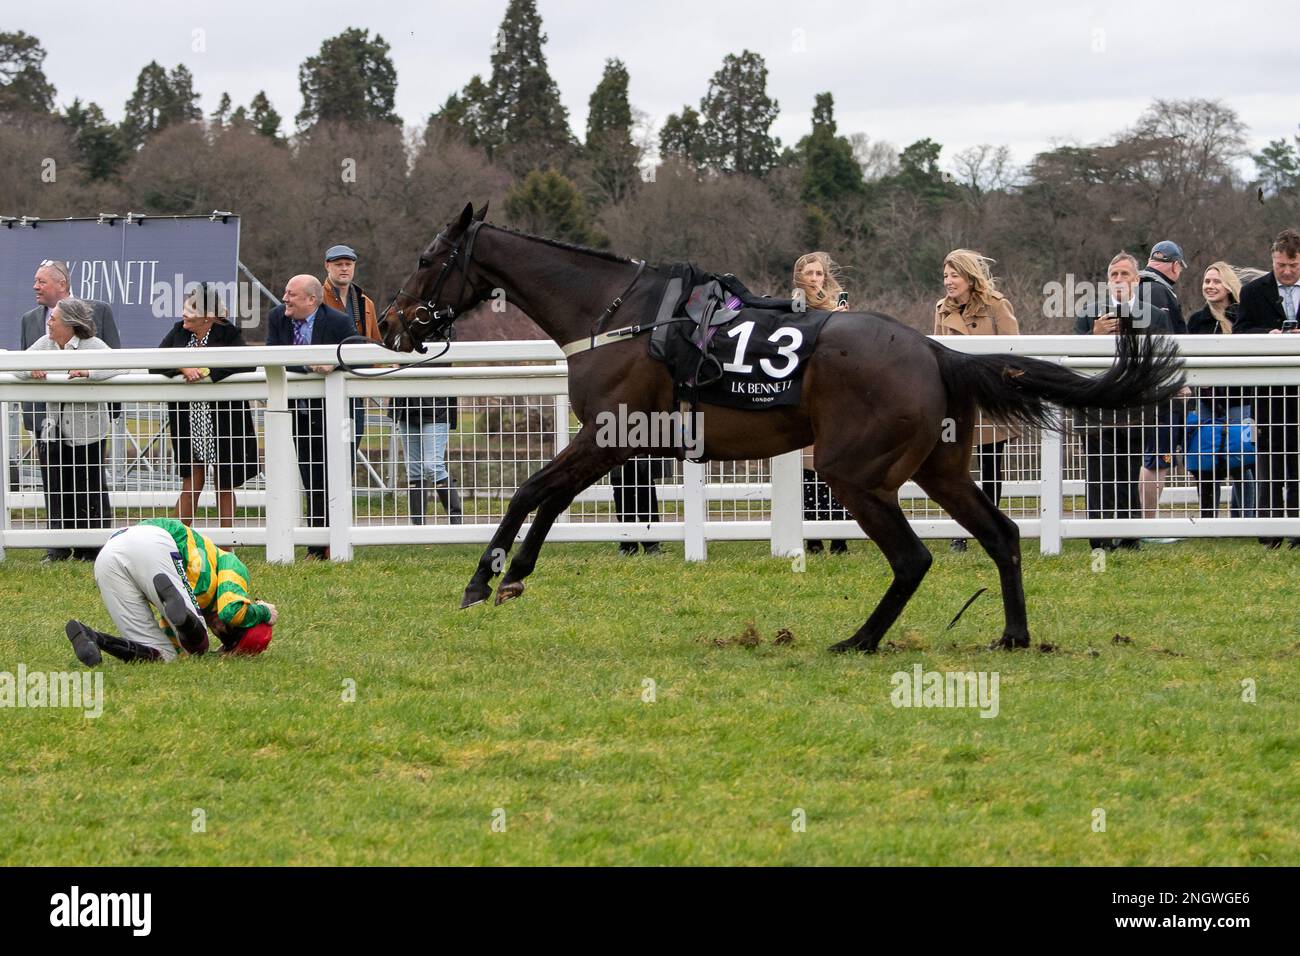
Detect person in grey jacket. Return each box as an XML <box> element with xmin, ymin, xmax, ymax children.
<box><xmin>14</xmin><ymin>299</ymin><xmax>126</xmax><ymax>562</ymax></box>
<box><xmin>19</xmin><ymin>260</ymin><xmax>121</xmax><ymax>561</ymax></box>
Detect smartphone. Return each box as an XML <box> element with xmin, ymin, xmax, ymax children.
<box><xmin>836</xmin><ymin>292</ymin><xmax>849</xmax><ymax>309</ymax></box>
<box><xmin>1283</xmin><ymin>317</ymin><xmax>1298</xmax><ymax>333</ymax></box>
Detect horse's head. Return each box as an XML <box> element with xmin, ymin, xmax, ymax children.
<box><xmin>379</xmin><ymin>201</ymin><xmax>490</xmax><ymax>352</ymax></box>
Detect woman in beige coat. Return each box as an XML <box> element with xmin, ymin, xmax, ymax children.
<box><xmin>16</xmin><ymin>298</ymin><xmax>126</xmax><ymax>561</ymax></box>
<box><xmin>933</xmin><ymin>249</ymin><xmax>1021</xmax><ymax>552</ymax></box>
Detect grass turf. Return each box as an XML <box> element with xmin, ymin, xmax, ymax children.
<box><xmin>0</xmin><ymin>538</ymin><xmax>1296</xmax><ymax>865</ymax></box>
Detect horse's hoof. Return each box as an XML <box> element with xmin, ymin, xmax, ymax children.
<box><xmin>991</xmin><ymin>634</ymin><xmax>1030</xmax><ymax>650</ymax></box>
<box><xmin>495</xmin><ymin>581</ymin><xmax>525</xmax><ymax>605</ymax></box>
<box><xmin>460</xmin><ymin>584</ymin><xmax>492</xmax><ymax>609</ymax></box>
<box><xmin>828</xmin><ymin>639</ymin><xmax>875</xmax><ymax>654</ymax></box>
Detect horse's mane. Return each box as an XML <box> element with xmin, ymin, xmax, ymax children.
<box><xmin>486</xmin><ymin>223</ymin><xmax>646</xmax><ymax>267</ymax></box>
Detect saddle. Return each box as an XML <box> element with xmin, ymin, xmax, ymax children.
<box><xmin>649</xmin><ymin>263</ymin><xmax>831</xmax><ymax>414</ymax></box>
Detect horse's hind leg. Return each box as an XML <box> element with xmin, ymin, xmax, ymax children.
<box><xmin>824</xmin><ymin>484</ymin><xmax>933</xmax><ymax>653</ymax></box>
<box><xmin>914</xmin><ymin>465</ymin><xmax>1030</xmax><ymax>649</ymax></box>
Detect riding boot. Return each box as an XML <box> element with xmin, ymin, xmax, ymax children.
<box><xmin>96</xmin><ymin>633</ymin><xmax>164</xmax><ymax>663</ymax></box>
<box><xmin>67</xmin><ymin>620</ymin><xmax>161</xmax><ymax>663</ymax></box>
<box><xmin>408</xmin><ymin>481</ymin><xmax>426</xmax><ymax>526</ymax></box>
<box><xmin>435</xmin><ymin>478</ymin><xmax>464</xmax><ymax>525</ymax></box>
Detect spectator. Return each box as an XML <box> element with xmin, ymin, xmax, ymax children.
<box><xmin>19</xmin><ymin>260</ymin><xmax>121</xmax><ymax>562</ymax></box>
<box><xmin>152</xmin><ymin>284</ymin><xmax>261</xmax><ymax>527</ymax></box>
<box><xmin>392</xmin><ymin>374</ymin><xmax>463</xmax><ymax>526</ymax></box>
<box><xmin>266</xmin><ymin>275</ymin><xmax>354</xmax><ymax>560</ymax></box>
<box><xmin>14</xmin><ymin>298</ymin><xmax>125</xmax><ymax>562</ymax></box>
<box><xmin>321</xmin><ymin>244</ymin><xmax>382</xmax><ymax>462</ymax></box>
<box><xmin>1074</xmin><ymin>251</ymin><xmax>1173</xmax><ymax>551</ymax></box>
<box><xmin>933</xmin><ymin>249</ymin><xmax>1021</xmax><ymax>553</ymax></box>
<box><xmin>793</xmin><ymin>251</ymin><xmax>850</xmax><ymax>555</ymax></box>
<box><xmin>1234</xmin><ymin>227</ymin><xmax>1300</xmax><ymax>547</ymax></box>
<box><xmin>609</xmin><ymin>459</ymin><xmax>669</xmax><ymax>555</ymax></box>
<box><xmin>1185</xmin><ymin>263</ymin><xmax>1257</xmax><ymax>520</ymax></box>
<box><xmin>1136</xmin><ymin>241</ymin><xmax>1188</xmax><ymax>533</ymax></box>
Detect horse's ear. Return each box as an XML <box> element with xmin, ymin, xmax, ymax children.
<box><xmin>473</xmin><ymin>201</ymin><xmax>489</xmax><ymax>222</ymax></box>
<box><xmin>456</xmin><ymin>202</ymin><xmax>474</xmax><ymax>231</ymax></box>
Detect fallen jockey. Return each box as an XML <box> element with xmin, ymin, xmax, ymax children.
<box><xmin>65</xmin><ymin>518</ymin><xmax>277</xmax><ymax>665</ymax></box>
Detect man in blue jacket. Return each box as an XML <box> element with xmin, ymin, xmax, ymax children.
<box><xmin>266</xmin><ymin>275</ymin><xmax>354</xmax><ymax>559</ymax></box>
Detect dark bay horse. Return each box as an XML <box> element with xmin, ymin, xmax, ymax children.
<box><xmin>378</xmin><ymin>203</ymin><xmax>1184</xmax><ymax>652</ymax></box>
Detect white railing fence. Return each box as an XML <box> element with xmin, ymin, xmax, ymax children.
<box><xmin>4</xmin><ymin>336</ymin><xmax>1300</xmax><ymax>563</ymax></box>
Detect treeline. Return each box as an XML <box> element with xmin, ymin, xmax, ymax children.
<box><xmin>1</xmin><ymin>1</ymin><xmax>1298</xmax><ymax>332</ymax></box>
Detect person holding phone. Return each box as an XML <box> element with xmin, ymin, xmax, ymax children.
<box><xmin>793</xmin><ymin>252</ymin><xmax>851</xmax><ymax>555</ymax></box>
<box><xmin>933</xmin><ymin>249</ymin><xmax>1022</xmax><ymax>552</ymax></box>
<box><xmin>1074</xmin><ymin>251</ymin><xmax>1174</xmax><ymax>551</ymax></box>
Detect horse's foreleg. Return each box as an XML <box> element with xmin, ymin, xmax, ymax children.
<box><xmin>461</xmin><ymin>431</ymin><xmax>623</xmax><ymax>608</ymax></box>
<box><xmin>495</xmin><ymin>441</ymin><xmax>635</xmax><ymax>604</ymax></box>
<box><xmin>824</xmin><ymin>483</ymin><xmax>933</xmax><ymax>653</ymax></box>
<box><xmin>914</xmin><ymin>469</ymin><xmax>1030</xmax><ymax>649</ymax></box>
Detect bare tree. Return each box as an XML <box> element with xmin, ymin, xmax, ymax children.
<box><xmin>849</xmin><ymin>132</ymin><xmax>898</xmax><ymax>181</ymax></box>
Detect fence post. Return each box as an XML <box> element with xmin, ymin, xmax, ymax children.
<box><xmin>553</xmin><ymin>393</ymin><xmax>570</xmax><ymax>523</ymax></box>
<box><xmin>264</xmin><ymin>365</ymin><xmax>296</xmax><ymax>563</ymax></box>
<box><xmin>0</xmin><ymin>402</ymin><xmax>9</xmax><ymax>562</ymax></box>
<box><xmin>1040</xmin><ymin>422</ymin><xmax>1063</xmax><ymax>556</ymax></box>
<box><xmin>325</xmin><ymin>372</ymin><xmax>354</xmax><ymax>561</ymax></box>
<box><xmin>684</xmin><ymin>459</ymin><xmax>707</xmax><ymax>561</ymax></box>
<box><xmin>770</xmin><ymin>451</ymin><xmax>802</xmax><ymax>557</ymax></box>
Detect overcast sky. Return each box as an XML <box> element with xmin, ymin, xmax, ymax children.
<box><xmin>9</xmin><ymin>0</ymin><xmax>1295</xmax><ymax>172</ymax></box>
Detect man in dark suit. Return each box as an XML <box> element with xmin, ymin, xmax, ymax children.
<box><xmin>1074</xmin><ymin>251</ymin><xmax>1173</xmax><ymax>551</ymax></box>
<box><xmin>266</xmin><ymin>274</ymin><xmax>355</xmax><ymax>560</ymax></box>
<box><xmin>20</xmin><ymin>260</ymin><xmax>122</xmax><ymax>563</ymax></box>
<box><xmin>1234</xmin><ymin>228</ymin><xmax>1300</xmax><ymax>547</ymax></box>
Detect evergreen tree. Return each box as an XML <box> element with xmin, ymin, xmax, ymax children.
<box><xmin>121</xmin><ymin>61</ymin><xmax>201</xmax><ymax>149</ymax></box>
<box><xmin>64</xmin><ymin>98</ymin><xmax>126</xmax><ymax>181</ymax></box>
<box><xmin>798</xmin><ymin>92</ymin><xmax>864</xmax><ymax>208</ymax></box>
<box><xmin>585</xmin><ymin>58</ymin><xmax>638</xmax><ymax>205</ymax></box>
<box><xmin>697</xmin><ymin>50</ymin><xmax>780</xmax><ymax>176</ymax></box>
<box><xmin>504</xmin><ymin>168</ymin><xmax>599</xmax><ymax>245</ymax></box>
<box><xmin>211</xmin><ymin>91</ymin><xmax>233</xmax><ymax>128</ymax></box>
<box><xmin>249</xmin><ymin>91</ymin><xmax>283</xmax><ymax>141</ymax></box>
<box><xmin>1254</xmin><ymin>135</ymin><xmax>1300</xmax><ymax>196</ymax></box>
<box><xmin>0</xmin><ymin>31</ymin><xmax>56</xmax><ymax>114</ymax></box>
<box><xmin>659</xmin><ymin>106</ymin><xmax>707</xmax><ymax>165</ymax></box>
<box><xmin>296</xmin><ymin>27</ymin><xmax>399</xmax><ymax>129</ymax></box>
<box><xmin>435</xmin><ymin>75</ymin><xmax>493</xmax><ymax>148</ymax></box>
<box><xmin>886</xmin><ymin>137</ymin><xmax>955</xmax><ymax>206</ymax></box>
<box><xmin>482</xmin><ymin>0</ymin><xmax>574</xmax><ymax>171</ymax></box>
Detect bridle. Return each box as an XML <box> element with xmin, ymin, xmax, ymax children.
<box><xmin>342</xmin><ymin>218</ymin><xmax>648</xmax><ymax>373</ymax></box>
<box><xmin>382</xmin><ymin>219</ymin><xmax>486</xmax><ymax>354</ymax></box>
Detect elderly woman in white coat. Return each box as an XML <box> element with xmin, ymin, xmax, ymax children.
<box><xmin>15</xmin><ymin>298</ymin><xmax>125</xmax><ymax>561</ymax></box>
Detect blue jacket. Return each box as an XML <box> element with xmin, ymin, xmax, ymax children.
<box><xmin>265</xmin><ymin>303</ymin><xmax>355</xmax><ymax>373</ymax></box>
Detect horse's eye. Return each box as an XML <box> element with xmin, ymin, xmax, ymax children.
<box><xmin>418</xmin><ymin>258</ymin><xmax>430</xmax><ymax>269</ymax></box>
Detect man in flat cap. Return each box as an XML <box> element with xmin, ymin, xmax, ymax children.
<box><xmin>322</xmin><ymin>244</ymin><xmax>384</xmax><ymax>471</ymax></box>
<box><xmin>1136</xmin><ymin>239</ymin><xmax>1189</xmax><ymax>538</ymax></box>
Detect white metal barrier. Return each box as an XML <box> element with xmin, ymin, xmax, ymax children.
<box><xmin>4</xmin><ymin>336</ymin><xmax>1300</xmax><ymax>563</ymax></box>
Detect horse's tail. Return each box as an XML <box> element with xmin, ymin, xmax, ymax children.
<box><xmin>931</xmin><ymin>325</ymin><xmax>1185</xmax><ymax>432</ymax></box>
